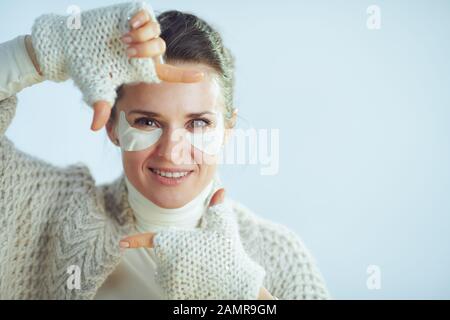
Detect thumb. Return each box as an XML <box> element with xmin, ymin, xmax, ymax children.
<box><xmin>70</xmin><ymin>70</ymin><xmax>115</xmax><ymax>131</ymax></box>
<box><xmin>204</xmin><ymin>188</ymin><xmax>238</xmax><ymax>235</ymax></box>
<box><xmin>156</xmin><ymin>63</ymin><xmax>205</xmax><ymax>83</ymax></box>
<box><xmin>209</xmin><ymin>188</ymin><xmax>225</xmax><ymax>208</ymax></box>
<box><xmin>91</xmin><ymin>100</ymin><xmax>112</xmax><ymax>131</ymax></box>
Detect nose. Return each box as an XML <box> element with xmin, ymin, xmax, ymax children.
<box><xmin>156</xmin><ymin>127</ymin><xmax>192</xmax><ymax>165</ymax></box>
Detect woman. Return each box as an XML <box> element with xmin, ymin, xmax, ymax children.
<box><xmin>0</xmin><ymin>1</ymin><xmax>330</xmax><ymax>300</ymax></box>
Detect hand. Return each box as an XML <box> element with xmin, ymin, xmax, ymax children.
<box><xmin>120</xmin><ymin>188</ymin><xmax>268</xmax><ymax>300</ymax></box>
<box><xmin>30</xmin><ymin>2</ymin><xmax>205</xmax><ymax>132</ymax></box>
<box><xmin>90</xmin><ymin>9</ymin><xmax>205</xmax><ymax>132</ymax></box>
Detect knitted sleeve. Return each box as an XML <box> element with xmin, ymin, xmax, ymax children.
<box><xmin>0</xmin><ymin>95</ymin><xmax>124</xmax><ymax>299</ymax></box>
<box><xmin>0</xmin><ymin>95</ymin><xmax>16</xmax><ymax>137</ymax></box>
<box><xmin>0</xmin><ymin>95</ymin><xmax>77</xmax><ymax>216</ymax></box>
<box><xmin>258</xmin><ymin>218</ymin><xmax>331</xmax><ymax>300</ymax></box>
<box><xmin>231</xmin><ymin>200</ymin><xmax>331</xmax><ymax>300</ymax></box>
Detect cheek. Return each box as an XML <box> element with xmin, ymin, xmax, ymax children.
<box><xmin>121</xmin><ymin>137</ymin><xmax>221</xmax><ymax>171</ymax></box>
<box><xmin>189</xmin><ymin>129</ymin><xmax>224</xmax><ymax>166</ymax></box>
<box><xmin>122</xmin><ymin>147</ymin><xmax>157</xmax><ymax>173</ymax></box>
<box><xmin>192</xmin><ymin>148</ymin><xmax>217</xmax><ymax>181</ymax></box>
<box><xmin>191</xmin><ymin>147</ymin><xmax>219</xmax><ymax>167</ymax></box>
<box><xmin>169</xmin><ymin>137</ymin><xmax>220</xmax><ymax>167</ymax></box>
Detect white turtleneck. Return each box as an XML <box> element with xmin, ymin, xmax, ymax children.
<box><xmin>126</xmin><ymin>176</ymin><xmax>214</xmax><ymax>233</ymax></box>
<box><xmin>0</xmin><ymin>35</ymin><xmax>44</xmax><ymax>100</ymax></box>
<box><xmin>94</xmin><ymin>176</ymin><xmax>215</xmax><ymax>300</ymax></box>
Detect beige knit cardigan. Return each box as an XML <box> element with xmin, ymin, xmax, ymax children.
<box><xmin>0</xmin><ymin>95</ymin><xmax>331</xmax><ymax>300</ymax></box>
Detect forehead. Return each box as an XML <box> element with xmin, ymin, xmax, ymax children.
<box><xmin>118</xmin><ymin>64</ymin><xmax>222</xmax><ymax>116</ymax></box>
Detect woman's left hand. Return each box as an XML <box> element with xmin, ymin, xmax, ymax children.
<box><xmin>122</xmin><ymin>9</ymin><xmax>203</xmax><ymax>82</ymax></box>
<box><xmin>91</xmin><ymin>7</ymin><xmax>205</xmax><ymax>131</ymax></box>
<box><xmin>120</xmin><ymin>188</ymin><xmax>273</xmax><ymax>300</ymax></box>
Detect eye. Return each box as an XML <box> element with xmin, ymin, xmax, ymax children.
<box><xmin>133</xmin><ymin>117</ymin><xmax>159</xmax><ymax>129</ymax></box>
<box><xmin>188</xmin><ymin>118</ymin><xmax>211</xmax><ymax>129</ymax></box>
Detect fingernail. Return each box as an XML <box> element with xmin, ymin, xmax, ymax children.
<box><xmin>131</xmin><ymin>18</ymin><xmax>144</xmax><ymax>29</ymax></box>
<box><xmin>119</xmin><ymin>241</ymin><xmax>130</xmax><ymax>248</ymax></box>
<box><xmin>126</xmin><ymin>47</ymin><xmax>137</xmax><ymax>57</ymax></box>
<box><xmin>121</xmin><ymin>35</ymin><xmax>132</xmax><ymax>44</ymax></box>
<box><xmin>195</xmin><ymin>72</ymin><xmax>205</xmax><ymax>80</ymax></box>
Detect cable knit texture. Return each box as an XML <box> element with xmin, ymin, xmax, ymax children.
<box><xmin>30</xmin><ymin>1</ymin><xmax>161</xmax><ymax>107</ymax></box>
<box><xmin>0</xmin><ymin>95</ymin><xmax>331</xmax><ymax>300</ymax></box>
<box><xmin>152</xmin><ymin>201</ymin><xmax>266</xmax><ymax>300</ymax></box>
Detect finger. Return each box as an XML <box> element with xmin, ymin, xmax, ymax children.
<box><xmin>204</xmin><ymin>189</ymin><xmax>239</xmax><ymax>234</ymax></box>
<box><xmin>91</xmin><ymin>101</ymin><xmax>112</xmax><ymax>131</ymax></box>
<box><xmin>129</xmin><ymin>9</ymin><xmax>151</xmax><ymax>29</ymax></box>
<box><xmin>156</xmin><ymin>63</ymin><xmax>205</xmax><ymax>83</ymax></box>
<box><xmin>258</xmin><ymin>287</ymin><xmax>275</xmax><ymax>300</ymax></box>
<box><xmin>209</xmin><ymin>188</ymin><xmax>225</xmax><ymax>207</ymax></box>
<box><xmin>126</xmin><ymin>37</ymin><xmax>166</xmax><ymax>58</ymax></box>
<box><xmin>122</xmin><ymin>21</ymin><xmax>161</xmax><ymax>44</ymax></box>
<box><xmin>145</xmin><ymin>7</ymin><xmax>165</xmax><ymax>66</ymax></box>
<box><xmin>120</xmin><ymin>232</ymin><xmax>156</xmax><ymax>249</ymax></box>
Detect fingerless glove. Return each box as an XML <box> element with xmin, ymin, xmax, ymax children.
<box><xmin>31</xmin><ymin>1</ymin><xmax>161</xmax><ymax>107</ymax></box>
<box><xmin>153</xmin><ymin>200</ymin><xmax>266</xmax><ymax>300</ymax></box>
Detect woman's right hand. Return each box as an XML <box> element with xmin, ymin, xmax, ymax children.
<box><xmin>28</xmin><ymin>2</ymin><xmax>205</xmax><ymax>132</ymax></box>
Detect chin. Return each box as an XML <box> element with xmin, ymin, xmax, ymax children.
<box><xmin>146</xmin><ymin>181</ymin><xmax>193</xmax><ymax>208</ymax></box>
<box><xmin>152</xmin><ymin>193</ymin><xmax>191</xmax><ymax>209</ymax></box>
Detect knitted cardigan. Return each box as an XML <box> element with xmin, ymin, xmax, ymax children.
<box><xmin>0</xmin><ymin>95</ymin><xmax>331</xmax><ymax>300</ymax></box>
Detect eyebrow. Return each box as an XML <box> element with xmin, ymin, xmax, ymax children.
<box><xmin>128</xmin><ymin>110</ymin><xmax>217</xmax><ymax>118</ymax></box>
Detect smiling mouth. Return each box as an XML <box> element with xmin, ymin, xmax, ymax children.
<box><xmin>149</xmin><ymin>168</ymin><xmax>192</xmax><ymax>179</ymax></box>
<box><xmin>148</xmin><ymin>168</ymin><xmax>194</xmax><ymax>185</ymax></box>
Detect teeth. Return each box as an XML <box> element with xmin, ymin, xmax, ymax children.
<box><xmin>152</xmin><ymin>169</ymin><xmax>190</xmax><ymax>179</ymax></box>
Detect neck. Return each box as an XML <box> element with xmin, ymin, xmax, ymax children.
<box><xmin>124</xmin><ymin>176</ymin><xmax>214</xmax><ymax>233</ymax></box>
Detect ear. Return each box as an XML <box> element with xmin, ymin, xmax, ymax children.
<box><xmin>223</xmin><ymin>108</ymin><xmax>238</xmax><ymax>145</ymax></box>
<box><xmin>105</xmin><ymin>116</ymin><xmax>120</xmax><ymax>147</ymax></box>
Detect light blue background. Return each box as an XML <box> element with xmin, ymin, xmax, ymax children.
<box><xmin>1</xmin><ymin>0</ymin><xmax>449</xmax><ymax>299</ymax></box>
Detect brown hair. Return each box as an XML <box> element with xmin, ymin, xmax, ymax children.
<box><xmin>110</xmin><ymin>10</ymin><xmax>236</xmax><ymax>127</ymax></box>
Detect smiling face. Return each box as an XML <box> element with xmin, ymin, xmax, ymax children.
<box><xmin>106</xmin><ymin>62</ymin><xmax>234</xmax><ymax>209</ymax></box>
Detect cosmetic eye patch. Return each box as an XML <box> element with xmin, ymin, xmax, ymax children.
<box><xmin>115</xmin><ymin>110</ymin><xmax>225</xmax><ymax>155</ymax></box>
<box><xmin>116</xmin><ymin>111</ymin><xmax>163</xmax><ymax>152</ymax></box>
<box><xmin>186</xmin><ymin>112</ymin><xmax>225</xmax><ymax>156</ymax></box>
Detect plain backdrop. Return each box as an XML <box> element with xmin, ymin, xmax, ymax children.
<box><xmin>1</xmin><ymin>0</ymin><xmax>449</xmax><ymax>299</ymax></box>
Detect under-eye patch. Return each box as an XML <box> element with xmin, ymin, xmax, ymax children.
<box><xmin>116</xmin><ymin>111</ymin><xmax>163</xmax><ymax>152</ymax></box>
<box><xmin>115</xmin><ymin>111</ymin><xmax>225</xmax><ymax>155</ymax></box>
